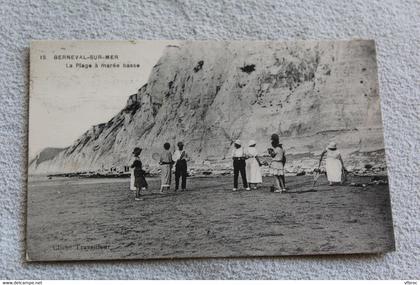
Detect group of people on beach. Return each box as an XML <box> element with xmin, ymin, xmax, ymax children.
<box><xmin>129</xmin><ymin>133</ymin><xmax>346</xmax><ymax>201</ymax></box>
<box><xmin>231</xmin><ymin>133</ymin><xmax>287</xmax><ymax>193</ymax></box>
<box><xmin>130</xmin><ymin>141</ymin><xmax>190</xmax><ymax>201</ymax></box>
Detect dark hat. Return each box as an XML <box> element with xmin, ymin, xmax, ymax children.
<box><xmin>271</xmin><ymin>133</ymin><xmax>279</xmax><ymax>141</ymax></box>
<box><xmin>132</xmin><ymin>147</ymin><xmax>142</xmax><ymax>155</ymax></box>
<box><xmin>177</xmin><ymin>141</ymin><xmax>184</xmax><ymax>147</ymax></box>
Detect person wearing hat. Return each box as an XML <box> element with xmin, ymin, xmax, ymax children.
<box><xmin>245</xmin><ymin>140</ymin><xmax>263</xmax><ymax>189</ymax></box>
<box><xmin>129</xmin><ymin>147</ymin><xmax>143</xmax><ymax>191</ymax></box>
<box><xmin>318</xmin><ymin>141</ymin><xmax>347</xmax><ymax>185</ymax></box>
<box><xmin>268</xmin><ymin>133</ymin><xmax>287</xmax><ymax>193</ymax></box>
<box><xmin>172</xmin><ymin>141</ymin><xmax>190</xmax><ymax>191</ymax></box>
<box><xmin>130</xmin><ymin>147</ymin><xmax>148</xmax><ymax>201</ymax></box>
<box><xmin>129</xmin><ymin>148</ymin><xmax>140</xmax><ymax>191</ymax></box>
<box><xmin>159</xmin><ymin>142</ymin><xmax>174</xmax><ymax>193</ymax></box>
<box><xmin>231</xmin><ymin>139</ymin><xmax>250</xmax><ymax>191</ymax></box>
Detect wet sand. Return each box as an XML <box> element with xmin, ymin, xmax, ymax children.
<box><xmin>26</xmin><ymin>175</ymin><xmax>395</xmax><ymax>261</ymax></box>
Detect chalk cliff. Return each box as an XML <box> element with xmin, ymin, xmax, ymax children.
<box><xmin>29</xmin><ymin>40</ymin><xmax>386</xmax><ymax>175</ymax></box>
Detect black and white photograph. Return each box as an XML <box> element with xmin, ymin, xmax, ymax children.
<box><xmin>27</xmin><ymin>39</ymin><xmax>395</xmax><ymax>261</ymax></box>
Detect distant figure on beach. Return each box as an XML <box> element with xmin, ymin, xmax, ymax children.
<box><xmin>129</xmin><ymin>148</ymin><xmax>140</xmax><ymax>191</ymax></box>
<box><xmin>245</xmin><ymin>140</ymin><xmax>262</xmax><ymax>190</ymax></box>
<box><xmin>172</xmin><ymin>141</ymin><xmax>189</xmax><ymax>192</ymax></box>
<box><xmin>232</xmin><ymin>140</ymin><xmax>250</xmax><ymax>191</ymax></box>
<box><xmin>159</xmin><ymin>142</ymin><xmax>174</xmax><ymax>193</ymax></box>
<box><xmin>131</xmin><ymin>147</ymin><xmax>148</xmax><ymax>201</ymax></box>
<box><xmin>268</xmin><ymin>134</ymin><xmax>287</xmax><ymax>193</ymax></box>
<box><xmin>318</xmin><ymin>142</ymin><xmax>347</xmax><ymax>185</ymax></box>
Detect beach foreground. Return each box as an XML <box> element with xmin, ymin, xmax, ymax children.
<box><xmin>27</xmin><ymin>175</ymin><xmax>395</xmax><ymax>261</ymax></box>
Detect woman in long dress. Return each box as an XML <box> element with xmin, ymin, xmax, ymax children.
<box><xmin>245</xmin><ymin>140</ymin><xmax>262</xmax><ymax>190</ymax></box>
<box><xmin>318</xmin><ymin>142</ymin><xmax>346</xmax><ymax>185</ymax></box>
<box><xmin>129</xmin><ymin>147</ymin><xmax>141</xmax><ymax>191</ymax></box>
<box><xmin>132</xmin><ymin>156</ymin><xmax>148</xmax><ymax>201</ymax></box>
<box><xmin>159</xmin><ymin>142</ymin><xmax>173</xmax><ymax>193</ymax></box>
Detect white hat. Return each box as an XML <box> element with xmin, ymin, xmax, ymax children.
<box><xmin>234</xmin><ymin>139</ymin><xmax>241</xmax><ymax>145</ymax></box>
<box><xmin>248</xmin><ymin>140</ymin><xmax>256</xmax><ymax>146</ymax></box>
<box><xmin>327</xmin><ymin>141</ymin><xmax>337</xmax><ymax>149</ymax></box>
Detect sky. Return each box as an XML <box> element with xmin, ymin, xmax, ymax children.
<box><xmin>29</xmin><ymin>40</ymin><xmax>178</xmax><ymax>159</ymax></box>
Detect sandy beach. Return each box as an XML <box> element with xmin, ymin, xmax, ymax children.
<box><xmin>26</xmin><ymin>174</ymin><xmax>395</xmax><ymax>261</ymax></box>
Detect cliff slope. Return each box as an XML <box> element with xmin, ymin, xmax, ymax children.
<box><xmin>29</xmin><ymin>40</ymin><xmax>386</xmax><ymax>174</ymax></box>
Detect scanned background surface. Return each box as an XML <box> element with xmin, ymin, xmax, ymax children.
<box><xmin>0</xmin><ymin>0</ymin><xmax>418</xmax><ymax>279</ymax></box>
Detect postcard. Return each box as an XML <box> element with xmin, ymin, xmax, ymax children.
<box><xmin>27</xmin><ymin>39</ymin><xmax>395</xmax><ymax>261</ymax></box>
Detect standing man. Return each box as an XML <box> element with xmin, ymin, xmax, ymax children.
<box><xmin>173</xmin><ymin>141</ymin><xmax>189</xmax><ymax>191</ymax></box>
<box><xmin>232</xmin><ymin>140</ymin><xmax>250</xmax><ymax>191</ymax></box>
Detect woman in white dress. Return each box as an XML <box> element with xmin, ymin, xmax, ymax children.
<box><xmin>245</xmin><ymin>140</ymin><xmax>263</xmax><ymax>190</ymax></box>
<box><xmin>318</xmin><ymin>142</ymin><xmax>346</xmax><ymax>185</ymax></box>
<box><xmin>160</xmin><ymin>142</ymin><xmax>174</xmax><ymax>193</ymax></box>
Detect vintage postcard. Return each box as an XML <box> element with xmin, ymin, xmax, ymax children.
<box><xmin>27</xmin><ymin>39</ymin><xmax>395</xmax><ymax>261</ymax></box>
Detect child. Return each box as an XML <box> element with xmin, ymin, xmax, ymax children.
<box><xmin>131</xmin><ymin>147</ymin><xmax>148</xmax><ymax>201</ymax></box>
<box><xmin>269</xmin><ymin>134</ymin><xmax>286</xmax><ymax>193</ymax></box>
<box><xmin>245</xmin><ymin>140</ymin><xmax>263</xmax><ymax>190</ymax></box>
<box><xmin>159</xmin><ymin>142</ymin><xmax>174</xmax><ymax>193</ymax></box>
<box><xmin>232</xmin><ymin>140</ymin><xmax>250</xmax><ymax>191</ymax></box>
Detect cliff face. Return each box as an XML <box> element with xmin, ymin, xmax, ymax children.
<box><xmin>29</xmin><ymin>147</ymin><xmax>66</xmax><ymax>168</ymax></box>
<box><xmin>29</xmin><ymin>40</ymin><xmax>386</xmax><ymax>174</ymax></box>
